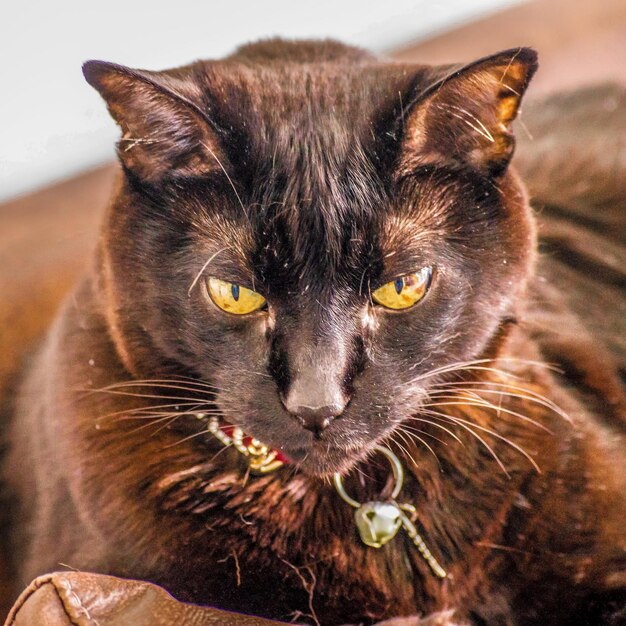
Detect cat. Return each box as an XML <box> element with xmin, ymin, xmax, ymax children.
<box><xmin>2</xmin><ymin>39</ymin><xmax>625</xmax><ymax>625</ymax></box>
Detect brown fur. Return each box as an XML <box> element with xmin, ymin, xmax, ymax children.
<box><xmin>2</xmin><ymin>41</ymin><xmax>625</xmax><ymax>625</ymax></box>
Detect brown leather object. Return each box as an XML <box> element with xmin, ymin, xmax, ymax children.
<box><xmin>4</xmin><ymin>572</ymin><xmax>287</xmax><ymax>626</ymax></box>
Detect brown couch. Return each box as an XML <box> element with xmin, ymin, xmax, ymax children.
<box><xmin>5</xmin><ymin>572</ymin><xmax>285</xmax><ymax>626</ymax></box>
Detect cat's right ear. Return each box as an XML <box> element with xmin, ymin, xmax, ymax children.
<box><xmin>83</xmin><ymin>61</ymin><xmax>224</xmax><ymax>182</ymax></box>
<box><xmin>397</xmin><ymin>48</ymin><xmax>538</xmax><ymax>177</ymax></box>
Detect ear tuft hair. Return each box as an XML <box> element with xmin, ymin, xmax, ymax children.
<box><xmin>400</xmin><ymin>47</ymin><xmax>538</xmax><ymax>177</ymax></box>
<box><xmin>83</xmin><ymin>60</ymin><xmax>224</xmax><ymax>182</ymax></box>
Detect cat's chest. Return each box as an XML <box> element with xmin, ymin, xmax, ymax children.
<box><xmin>167</xmin><ymin>523</ymin><xmax>434</xmax><ymax>625</ymax></box>
<box><xmin>154</xmin><ymin>471</ymin><xmax>454</xmax><ymax>624</ymax></box>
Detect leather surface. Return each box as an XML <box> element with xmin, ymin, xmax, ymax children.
<box><xmin>4</xmin><ymin>572</ymin><xmax>287</xmax><ymax>626</ymax></box>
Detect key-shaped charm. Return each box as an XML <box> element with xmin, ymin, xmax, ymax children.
<box><xmin>398</xmin><ymin>506</ymin><xmax>447</xmax><ymax>579</ymax></box>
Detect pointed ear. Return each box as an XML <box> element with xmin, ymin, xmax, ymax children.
<box><xmin>83</xmin><ymin>61</ymin><xmax>223</xmax><ymax>182</ymax></box>
<box><xmin>400</xmin><ymin>48</ymin><xmax>538</xmax><ymax>176</ymax></box>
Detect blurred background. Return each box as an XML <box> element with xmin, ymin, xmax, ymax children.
<box><xmin>1</xmin><ymin>0</ymin><xmax>625</xmax><ymax>202</ymax></box>
<box><xmin>1</xmin><ymin>0</ymin><xmax>528</xmax><ymax>202</ymax></box>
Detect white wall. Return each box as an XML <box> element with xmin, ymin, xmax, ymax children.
<box><xmin>0</xmin><ymin>0</ymin><xmax>523</xmax><ymax>202</ymax></box>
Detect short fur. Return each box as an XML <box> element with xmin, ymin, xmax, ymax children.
<box><xmin>2</xmin><ymin>40</ymin><xmax>625</xmax><ymax>625</ymax></box>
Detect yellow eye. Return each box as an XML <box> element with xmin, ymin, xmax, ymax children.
<box><xmin>206</xmin><ymin>277</ymin><xmax>266</xmax><ymax>315</ymax></box>
<box><xmin>371</xmin><ymin>267</ymin><xmax>432</xmax><ymax>310</ymax></box>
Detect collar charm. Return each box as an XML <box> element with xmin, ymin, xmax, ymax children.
<box><xmin>354</xmin><ymin>502</ymin><xmax>403</xmax><ymax>548</ymax></box>
<box><xmin>334</xmin><ymin>445</ymin><xmax>447</xmax><ymax>578</ymax></box>
<box><xmin>201</xmin><ymin>415</ymin><xmax>446</xmax><ymax>578</ymax></box>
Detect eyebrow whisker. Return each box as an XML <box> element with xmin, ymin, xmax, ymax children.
<box><xmin>188</xmin><ymin>247</ymin><xmax>229</xmax><ymax>295</ymax></box>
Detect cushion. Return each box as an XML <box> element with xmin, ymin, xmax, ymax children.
<box><xmin>4</xmin><ymin>572</ymin><xmax>286</xmax><ymax>626</ymax></box>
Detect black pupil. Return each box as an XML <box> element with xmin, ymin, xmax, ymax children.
<box><xmin>394</xmin><ymin>278</ymin><xmax>404</xmax><ymax>295</ymax></box>
<box><xmin>231</xmin><ymin>284</ymin><xmax>240</xmax><ymax>301</ymax></box>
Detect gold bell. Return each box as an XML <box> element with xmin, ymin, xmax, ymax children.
<box><xmin>354</xmin><ymin>501</ymin><xmax>403</xmax><ymax>548</ymax></box>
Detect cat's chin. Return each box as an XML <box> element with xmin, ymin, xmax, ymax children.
<box><xmin>209</xmin><ymin>418</ymin><xmax>368</xmax><ymax>477</ymax></box>
<box><xmin>281</xmin><ymin>441</ymin><xmax>375</xmax><ymax>478</ymax></box>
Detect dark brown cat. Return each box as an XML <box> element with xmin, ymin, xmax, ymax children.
<box><xmin>2</xmin><ymin>40</ymin><xmax>625</xmax><ymax>625</ymax></box>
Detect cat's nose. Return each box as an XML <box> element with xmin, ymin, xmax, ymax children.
<box><xmin>290</xmin><ymin>404</ymin><xmax>345</xmax><ymax>438</ymax></box>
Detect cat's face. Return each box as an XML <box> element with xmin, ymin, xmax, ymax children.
<box><xmin>86</xmin><ymin>41</ymin><xmax>537</xmax><ymax>476</ymax></box>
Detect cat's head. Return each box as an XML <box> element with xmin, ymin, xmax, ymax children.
<box><xmin>84</xmin><ymin>40</ymin><xmax>537</xmax><ymax>477</ymax></box>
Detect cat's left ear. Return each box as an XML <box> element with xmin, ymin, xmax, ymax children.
<box><xmin>400</xmin><ymin>48</ymin><xmax>538</xmax><ymax>177</ymax></box>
